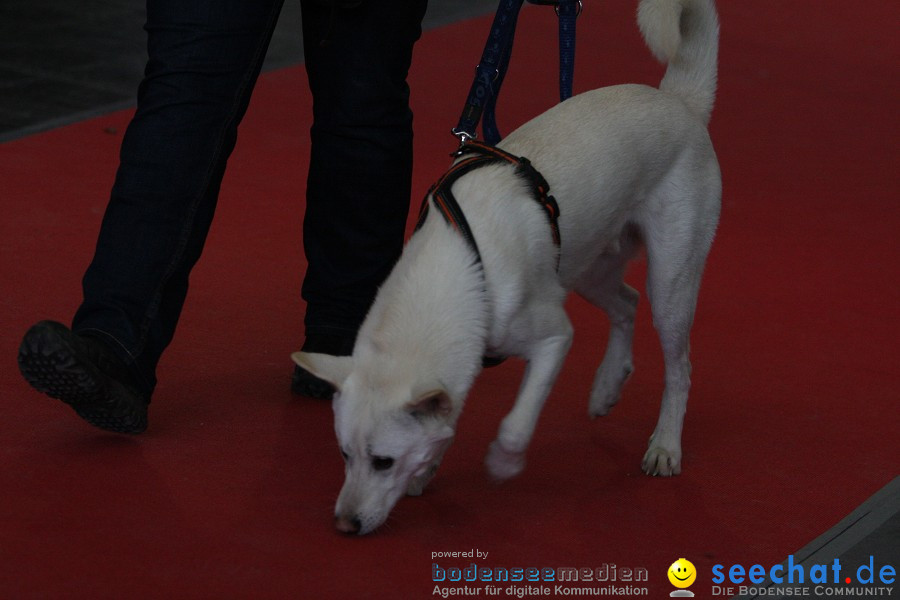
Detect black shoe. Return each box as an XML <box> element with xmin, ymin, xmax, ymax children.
<box><xmin>291</xmin><ymin>365</ymin><xmax>338</xmax><ymax>400</ymax></box>
<box><xmin>17</xmin><ymin>321</ymin><xmax>149</xmax><ymax>434</ymax></box>
<box><xmin>290</xmin><ymin>332</ymin><xmax>355</xmax><ymax>400</ymax></box>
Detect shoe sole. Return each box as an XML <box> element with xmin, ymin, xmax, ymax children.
<box><xmin>18</xmin><ymin>322</ymin><xmax>147</xmax><ymax>434</ymax></box>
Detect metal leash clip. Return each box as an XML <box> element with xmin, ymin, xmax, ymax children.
<box><xmin>451</xmin><ymin>128</ymin><xmax>476</xmax><ymax>146</ymax></box>
<box><xmin>556</xmin><ymin>0</ymin><xmax>583</xmax><ymax>17</ymax></box>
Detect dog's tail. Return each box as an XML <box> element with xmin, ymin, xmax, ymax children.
<box><xmin>637</xmin><ymin>0</ymin><xmax>719</xmax><ymax>125</ymax></box>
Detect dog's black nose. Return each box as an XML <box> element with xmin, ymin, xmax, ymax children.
<box><xmin>335</xmin><ymin>514</ymin><xmax>362</xmax><ymax>535</ymax></box>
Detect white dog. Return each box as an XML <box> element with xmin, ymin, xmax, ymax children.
<box><xmin>295</xmin><ymin>0</ymin><xmax>721</xmax><ymax>535</ymax></box>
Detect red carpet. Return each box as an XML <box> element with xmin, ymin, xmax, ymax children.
<box><xmin>1</xmin><ymin>2</ymin><xmax>898</xmax><ymax>598</ymax></box>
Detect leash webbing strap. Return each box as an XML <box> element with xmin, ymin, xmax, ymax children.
<box><xmin>557</xmin><ymin>0</ymin><xmax>579</xmax><ymax>101</ymax></box>
<box><xmin>453</xmin><ymin>0</ymin><xmax>526</xmax><ymax>145</ymax></box>
<box><xmin>455</xmin><ymin>0</ymin><xmax>581</xmax><ymax>145</ymax></box>
<box><xmin>526</xmin><ymin>0</ymin><xmax>579</xmax><ymax>102</ymax></box>
<box><xmin>480</xmin><ymin>16</ymin><xmax>517</xmax><ymax>146</ymax></box>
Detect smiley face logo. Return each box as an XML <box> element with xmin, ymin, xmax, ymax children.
<box><xmin>668</xmin><ymin>558</ymin><xmax>697</xmax><ymax>589</ymax></box>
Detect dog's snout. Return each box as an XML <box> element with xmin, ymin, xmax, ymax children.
<box><xmin>334</xmin><ymin>514</ymin><xmax>362</xmax><ymax>535</ymax></box>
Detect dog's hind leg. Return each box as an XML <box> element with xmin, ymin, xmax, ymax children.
<box><xmin>576</xmin><ymin>244</ymin><xmax>641</xmax><ymax>418</ymax></box>
<box><xmin>485</xmin><ymin>302</ymin><xmax>573</xmax><ymax>481</ymax></box>
<box><xmin>640</xmin><ymin>189</ymin><xmax>718</xmax><ymax>476</ymax></box>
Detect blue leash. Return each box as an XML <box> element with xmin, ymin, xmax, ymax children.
<box><xmin>453</xmin><ymin>0</ymin><xmax>583</xmax><ymax>146</ymax></box>
<box><xmin>556</xmin><ymin>0</ymin><xmax>581</xmax><ymax>101</ymax></box>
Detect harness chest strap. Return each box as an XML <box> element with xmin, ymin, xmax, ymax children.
<box><xmin>415</xmin><ymin>141</ymin><xmax>561</xmax><ymax>268</ymax></box>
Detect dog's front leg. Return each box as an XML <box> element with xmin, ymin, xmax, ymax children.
<box><xmin>486</xmin><ymin>313</ymin><xmax>573</xmax><ymax>480</ymax></box>
<box><xmin>407</xmin><ymin>438</ymin><xmax>452</xmax><ymax>496</ymax></box>
<box><xmin>406</xmin><ymin>465</ymin><xmax>437</xmax><ymax>497</ymax></box>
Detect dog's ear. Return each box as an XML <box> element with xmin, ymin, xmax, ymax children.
<box><xmin>290</xmin><ymin>351</ymin><xmax>352</xmax><ymax>392</ymax></box>
<box><xmin>405</xmin><ymin>390</ymin><xmax>452</xmax><ymax>420</ymax></box>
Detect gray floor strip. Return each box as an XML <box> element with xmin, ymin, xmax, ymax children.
<box><xmin>730</xmin><ymin>476</ymin><xmax>899</xmax><ymax>599</ymax></box>
<box><xmin>0</xmin><ymin>0</ymin><xmax>496</xmax><ymax>142</ymax></box>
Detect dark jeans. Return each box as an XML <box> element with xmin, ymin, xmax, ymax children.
<box><xmin>72</xmin><ymin>0</ymin><xmax>428</xmax><ymax>395</ymax></box>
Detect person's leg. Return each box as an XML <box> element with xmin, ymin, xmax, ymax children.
<box><xmin>19</xmin><ymin>0</ymin><xmax>285</xmax><ymax>432</ymax></box>
<box><xmin>293</xmin><ymin>0</ymin><xmax>428</xmax><ymax>396</ymax></box>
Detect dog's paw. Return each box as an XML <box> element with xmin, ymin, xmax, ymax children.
<box><xmin>588</xmin><ymin>365</ymin><xmax>633</xmax><ymax>418</ymax></box>
<box><xmin>485</xmin><ymin>440</ymin><xmax>526</xmax><ymax>481</ymax></box>
<box><xmin>588</xmin><ymin>393</ymin><xmax>620</xmax><ymax>418</ymax></box>
<box><xmin>406</xmin><ymin>473</ymin><xmax>432</xmax><ymax>496</ymax></box>
<box><xmin>406</xmin><ymin>477</ymin><xmax>427</xmax><ymax>496</ymax></box>
<box><xmin>407</xmin><ymin>464</ymin><xmax>439</xmax><ymax>496</ymax></box>
<box><xmin>641</xmin><ymin>446</ymin><xmax>682</xmax><ymax>477</ymax></box>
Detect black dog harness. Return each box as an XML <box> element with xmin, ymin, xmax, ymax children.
<box><xmin>414</xmin><ymin>141</ymin><xmax>561</xmax><ymax>369</ymax></box>
<box><xmin>415</xmin><ymin>140</ymin><xmax>561</xmax><ymax>269</ymax></box>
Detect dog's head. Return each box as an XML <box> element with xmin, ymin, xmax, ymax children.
<box><xmin>293</xmin><ymin>351</ymin><xmax>456</xmax><ymax>535</ymax></box>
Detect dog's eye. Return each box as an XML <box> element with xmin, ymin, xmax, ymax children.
<box><xmin>371</xmin><ymin>456</ymin><xmax>394</xmax><ymax>471</ymax></box>
<box><xmin>340</xmin><ymin>449</ymin><xmax>349</xmax><ymax>462</ymax></box>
